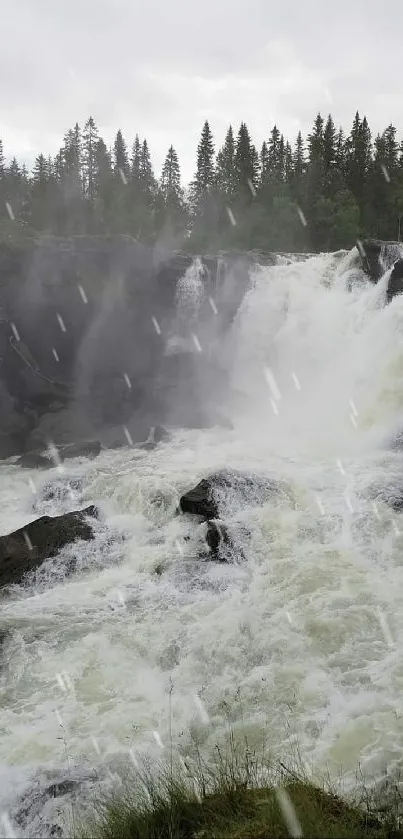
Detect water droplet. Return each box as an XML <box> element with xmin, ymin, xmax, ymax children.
<box><xmin>123</xmin><ymin>426</ymin><xmax>133</xmax><ymax>446</ymax></box>
<box><xmin>151</xmin><ymin>316</ymin><xmax>161</xmax><ymax>335</ymax></box>
<box><xmin>381</xmin><ymin>164</ymin><xmax>391</xmax><ymax>183</ymax></box>
<box><xmin>23</xmin><ymin>531</ymin><xmax>33</xmax><ymax>551</ymax></box>
<box><xmin>56</xmin><ymin>313</ymin><xmax>66</xmax><ymax>333</ymax></box>
<box><xmin>5</xmin><ymin>202</ymin><xmax>15</xmax><ymax>221</ymax></box>
<box><xmin>275</xmin><ymin>788</ymin><xmax>303</xmax><ymax>838</ymax></box>
<box><xmin>247</xmin><ymin>178</ymin><xmax>256</xmax><ymax>197</ymax></box>
<box><xmin>208</xmin><ymin>296</ymin><xmax>218</xmax><ymax>315</ymax></box>
<box><xmin>78</xmin><ymin>284</ymin><xmax>88</xmax><ymax>304</ymax></box>
<box><xmin>226</xmin><ymin>207</ymin><xmax>237</xmax><ymax>226</ymax></box>
<box><xmin>10</xmin><ymin>322</ymin><xmax>20</xmax><ymax>342</ymax></box>
<box><xmin>297</xmin><ymin>207</ymin><xmax>307</xmax><ymax>227</ymax></box>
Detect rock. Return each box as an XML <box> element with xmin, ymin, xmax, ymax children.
<box><xmin>15</xmin><ymin>451</ymin><xmax>51</xmax><ymax>468</ymax></box>
<box><xmin>26</xmin><ymin>405</ymin><xmax>98</xmax><ymax>449</ymax></box>
<box><xmin>204</xmin><ymin>520</ymin><xmax>236</xmax><ymax>562</ymax></box>
<box><xmin>179</xmin><ymin>469</ymin><xmax>282</xmax><ymax>520</ymax></box>
<box><xmin>387</xmin><ymin>258</ymin><xmax>403</xmax><ymax>303</ymax></box>
<box><xmin>15</xmin><ymin>439</ymin><xmax>101</xmax><ymax>468</ymax></box>
<box><xmin>358</xmin><ymin>240</ymin><xmax>403</xmax><ymax>282</ymax></box>
<box><xmin>58</xmin><ymin>440</ymin><xmax>101</xmax><ymax>460</ymax></box>
<box><xmin>0</xmin><ymin>505</ymin><xmax>98</xmax><ymax>588</ymax></box>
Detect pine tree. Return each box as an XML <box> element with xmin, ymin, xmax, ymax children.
<box><xmin>216</xmin><ymin>125</ymin><xmax>236</xmax><ymax>199</ymax></box>
<box><xmin>190</xmin><ymin>120</ymin><xmax>215</xmax><ymax>212</ymax></box>
<box><xmin>157</xmin><ymin>145</ymin><xmax>187</xmax><ymax>239</ymax></box>
<box><xmin>0</xmin><ymin>139</ymin><xmax>5</xmax><ymax>179</ymax></box>
<box><xmin>260</xmin><ymin>141</ymin><xmax>269</xmax><ymax>185</ymax></box>
<box><xmin>82</xmin><ymin>116</ymin><xmax>99</xmax><ymax>204</ymax></box>
<box><xmin>345</xmin><ymin>112</ymin><xmax>372</xmax><ymax>219</ymax></box>
<box><xmin>306</xmin><ymin>113</ymin><xmax>326</xmax><ymax>242</ymax></box>
<box><xmin>113</xmin><ymin>129</ymin><xmax>129</xmax><ymax>181</ymax></box>
<box><xmin>139</xmin><ymin>140</ymin><xmax>155</xmax><ymax>194</ymax></box>
<box><xmin>138</xmin><ymin>139</ymin><xmax>157</xmax><ymax>241</ymax></box>
<box><xmin>30</xmin><ymin>154</ymin><xmax>51</xmax><ymax>229</ymax></box>
<box><xmin>131</xmin><ymin>135</ymin><xmax>142</xmax><ymax>182</ymax></box>
<box><xmin>94</xmin><ymin>138</ymin><xmax>113</xmax><ymax>231</ymax></box>
<box><xmin>322</xmin><ymin>115</ymin><xmax>337</xmax><ymax>195</ymax></box>
<box><xmin>234</xmin><ymin>122</ymin><xmax>259</xmax><ymax>196</ymax></box>
<box><xmin>160</xmin><ymin>145</ymin><xmax>182</xmax><ymax>202</ymax></box>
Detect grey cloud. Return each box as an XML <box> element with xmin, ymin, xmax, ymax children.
<box><xmin>1</xmin><ymin>0</ymin><xmax>402</xmax><ymax>181</ymax></box>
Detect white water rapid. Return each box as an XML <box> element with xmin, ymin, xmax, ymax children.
<box><xmin>2</xmin><ymin>250</ymin><xmax>403</xmax><ymax>835</ymax></box>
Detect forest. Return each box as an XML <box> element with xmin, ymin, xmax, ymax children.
<box><xmin>0</xmin><ymin>112</ymin><xmax>402</xmax><ymax>253</ymax></box>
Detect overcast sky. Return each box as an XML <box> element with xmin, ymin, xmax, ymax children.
<box><xmin>1</xmin><ymin>0</ymin><xmax>401</xmax><ymax>183</ymax></box>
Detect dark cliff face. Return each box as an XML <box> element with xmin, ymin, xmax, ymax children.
<box><xmin>358</xmin><ymin>240</ymin><xmax>403</xmax><ymax>283</ymax></box>
<box><xmin>0</xmin><ymin>236</ymin><xmax>258</xmax><ymax>456</ymax></box>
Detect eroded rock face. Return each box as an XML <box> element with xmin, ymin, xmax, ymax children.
<box><xmin>0</xmin><ymin>505</ymin><xmax>98</xmax><ymax>588</ymax></box>
<box><xmin>358</xmin><ymin>240</ymin><xmax>403</xmax><ymax>282</ymax></box>
<box><xmin>0</xmin><ymin>237</ymin><xmax>262</xmax><ymax>457</ymax></box>
<box><xmin>387</xmin><ymin>258</ymin><xmax>403</xmax><ymax>302</ymax></box>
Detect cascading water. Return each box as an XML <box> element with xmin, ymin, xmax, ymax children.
<box><xmin>2</xmin><ymin>250</ymin><xmax>403</xmax><ymax>835</ymax></box>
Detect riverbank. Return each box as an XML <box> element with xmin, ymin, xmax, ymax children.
<box><xmin>76</xmin><ymin>755</ymin><xmax>403</xmax><ymax>839</ymax></box>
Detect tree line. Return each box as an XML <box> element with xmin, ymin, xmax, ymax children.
<box><xmin>1</xmin><ymin>112</ymin><xmax>403</xmax><ymax>253</ymax></box>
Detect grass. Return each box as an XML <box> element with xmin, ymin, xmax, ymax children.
<box><xmin>74</xmin><ymin>741</ymin><xmax>403</xmax><ymax>839</ymax></box>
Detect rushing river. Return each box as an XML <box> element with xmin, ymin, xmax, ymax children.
<box><xmin>2</xmin><ymin>250</ymin><xmax>403</xmax><ymax>835</ymax></box>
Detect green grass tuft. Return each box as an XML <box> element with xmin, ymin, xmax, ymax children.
<box><xmin>75</xmin><ymin>749</ymin><xmax>403</xmax><ymax>839</ymax></box>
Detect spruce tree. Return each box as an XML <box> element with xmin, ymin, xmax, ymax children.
<box><xmin>190</xmin><ymin>120</ymin><xmax>215</xmax><ymax>212</ymax></box>
<box><xmin>234</xmin><ymin>122</ymin><xmax>260</xmax><ymax>196</ymax></box>
<box><xmin>189</xmin><ymin>120</ymin><xmax>217</xmax><ymax>246</ymax></box>
<box><xmin>138</xmin><ymin>139</ymin><xmax>157</xmax><ymax>241</ymax></box>
<box><xmin>30</xmin><ymin>154</ymin><xmax>51</xmax><ymax>229</ymax></box>
<box><xmin>113</xmin><ymin>129</ymin><xmax>129</xmax><ymax>181</ymax></box>
<box><xmin>94</xmin><ymin>138</ymin><xmax>113</xmax><ymax>231</ymax></box>
<box><xmin>82</xmin><ymin>116</ymin><xmax>99</xmax><ymax>204</ymax></box>
<box><xmin>131</xmin><ymin>135</ymin><xmax>142</xmax><ymax>182</ymax></box>
<box><xmin>0</xmin><ymin>139</ymin><xmax>5</xmax><ymax>179</ymax></box>
<box><xmin>322</xmin><ymin>114</ymin><xmax>337</xmax><ymax>195</ymax></box>
<box><xmin>156</xmin><ymin>145</ymin><xmax>187</xmax><ymax>240</ymax></box>
<box><xmin>345</xmin><ymin>112</ymin><xmax>372</xmax><ymax>220</ymax></box>
<box><xmin>216</xmin><ymin>125</ymin><xmax>236</xmax><ymax>199</ymax></box>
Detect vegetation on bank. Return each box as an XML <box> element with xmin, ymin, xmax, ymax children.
<box><xmin>75</xmin><ymin>748</ymin><xmax>403</xmax><ymax>839</ymax></box>
<box><xmin>1</xmin><ymin>111</ymin><xmax>403</xmax><ymax>255</ymax></box>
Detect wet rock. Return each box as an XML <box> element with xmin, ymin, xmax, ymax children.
<box><xmin>15</xmin><ymin>451</ymin><xmax>51</xmax><ymax>468</ymax></box>
<box><xmin>0</xmin><ymin>505</ymin><xmax>98</xmax><ymax>588</ymax></box>
<box><xmin>58</xmin><ymin>440</ymin><xmax>101</xmax><ymax>460</ymax></box>
<box><xmin>102</xmin><ymin>422</ymin><xmax>170</xmax><ymax>450</ymax></box>
<box><xmin>180</xmin><ymin>469</ymin><xmax>282</xmax><ymax>520</ymax></box>
<box><xmin>358</xmin><ymin>240</ymin><xmax>403</xmax><ymax>282</ymax></box>
<box><xmin>387</xmin><ymin>258</ymin><xmax>403</xmax><ymax>303</ymax></box>
<box><xmin>15</xmin><ymin>440</ymin><xmax>101</xmax><ymax>468</ymax></box>
<box><xmin>202</xmin><ymin>520</ymin><xmax>251</xmax><ymax>562</ymax></box>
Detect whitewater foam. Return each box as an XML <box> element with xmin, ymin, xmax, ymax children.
<box><xmin>2</xmin><ymin>251</ymin><xmax>403</xmax><ymax>835</ymax></box>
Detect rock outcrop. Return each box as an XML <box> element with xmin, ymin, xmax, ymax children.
<box><xmin>179</xmin><ymin>469</ymin><xmax>282</xmax><ymax>520</ymax></box>
<box><xmin>180</xmin><ymin>469</ymin><xmax>283</xmax><ymax>561</ymax></box>
<box><xmin>0</xmin><ymin>236</ymin><xmax>272</xmax><ymax>458</ymax></box>
<box><xmin>15</xmin><ymin>439</ymin><xmax>102</xmax><ymax>468</ymax></box>
<box><xmin>0</xmin><ymin>505</ymin><xmax>98</xmax><ymax>588</ymax></box>
<box><xmin>357</xmin><ymin>239</ymin><xmax>403</xmax><ymax>283</ymax></box>
<box><xmin>386</xmin><ymin>258</ymin><xmax>403</xmax><ymax>302</ymax></box>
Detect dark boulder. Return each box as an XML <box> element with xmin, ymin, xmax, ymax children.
<box><xmin>202</xmin><ymin>519</ymin><xmax>250</xmax><ymax>562</ymax></box>
<box><xmin>0</xmin><ymin>505</ymin><xmax>98</xmax><ymax>588</ymax></box>
<box><xmin>179</xmin><ymin>469</ymin><xmax>282</xmax><ymax>520</ymax></box>
<box><xmin>387</xmin><ymin>259</ymin><xmax>403</xmax><ymax>303</ymax></box>
<box><xmin>15</xmin><ymin>439</ymin><xmax>101</xmax><ymax>468</ymax></box>
<box><xmin>15</xmin><ymin>451</ymin><xmax>51</xmax><ymax>468</ymax></box>
<box><xmin>358</xmin><ymin>240</ymin><xmax>403</xmax><ymax>282</ymax></box>
<box><xmin>58</xmin><ymin>440</ymin><xmax>101</xmax><ymax>460</ymax></box>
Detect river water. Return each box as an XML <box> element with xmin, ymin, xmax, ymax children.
<box><xmin>2</xmin><ymin>250</ymin><xmax>403</xmax><ymax>835</ymax></box>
